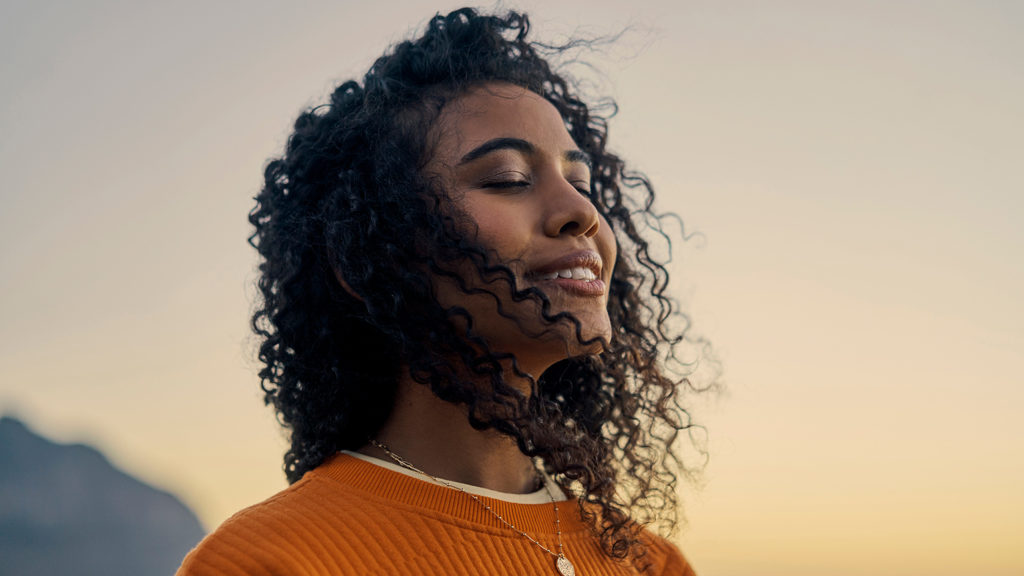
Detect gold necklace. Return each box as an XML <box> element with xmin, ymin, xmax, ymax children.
<box><xmin>369</xmin><ymin>440</ymin><xmax>577</xmax><ymax>576</ymax></box>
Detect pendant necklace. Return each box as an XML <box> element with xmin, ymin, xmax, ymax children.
<box><xmin>369</xmin><ymin>440</ymin><xmax>577</xmax><ymax>576</ymax></box>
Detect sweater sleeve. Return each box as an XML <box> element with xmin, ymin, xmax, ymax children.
<box><xmin>176</xmin><ymin>523</ymin><xmax>291</xmax><ymax>576</ymax></box>
<box><xmin>660</xmin><ymin>549</ymin><xmax>697</xmax><ymax>576</ymax></box>
<box><xmin>651</xmin><ymin>537</ymin><xmax>697</xmax><ymax>576</ymax></box>
<box><xmin>175</xmin><ymin>503</ymin><xmax>322</xmax><ymax>576</ymax></box>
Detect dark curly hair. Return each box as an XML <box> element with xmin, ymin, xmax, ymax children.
<box><xmin>249</xmin><ymin>7</ymin><xmax>703</xmax><ymax>567</ymax></box>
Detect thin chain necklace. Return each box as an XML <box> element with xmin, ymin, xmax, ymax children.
<box><xmin>369</xmin><ymin>440</ymin><xmax>577</xmax><ymax>576</ymax></box>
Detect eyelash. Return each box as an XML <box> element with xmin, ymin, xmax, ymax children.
<box><xmin>481</xmin><ymin>179</ymin><xmax>591</xmax><ymax>195</ymax></box>
<box><xmin>482</xmin><ymin>179</ymin><xmax>530</xmax><ymax>189</ymax></box>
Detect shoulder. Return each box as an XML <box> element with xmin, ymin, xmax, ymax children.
<box><xmin>175</xmin><ymin>478</ymin><xmax>319</xmax><ymax>576</ymax></box>
<box><xmin>643</xmin><ymin>533</ymin><xmax>697</xmax><ymax>576</ymax></box>
<box><xmin>175</xmin><ymin>464</ymin><xmax>376</xmax><ymax>576</ymax></box>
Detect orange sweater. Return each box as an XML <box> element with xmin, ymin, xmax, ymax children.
<box><xmin>177</xmin><ymin>453</ymin><xmax>695</xmax><ymax>575</ymax></box>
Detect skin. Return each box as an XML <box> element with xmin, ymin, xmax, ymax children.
<box><xmin>359</xmin><ymin>83</ymin><xmax>617</xmax><ymax>494</ymax></box>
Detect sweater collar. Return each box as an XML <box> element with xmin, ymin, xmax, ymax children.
<box><xmin>340</xmin><ymin>450</ymin><xmax>568</xmax><ymax>504</ymax></box>
<box><xmin>310</xmin><ymin>452</ymin><xmax>588</xmax><ymax>535</ymax></box>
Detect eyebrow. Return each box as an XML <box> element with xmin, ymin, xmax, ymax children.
<box><xmin>458</xmin><ymin>137</ymin><xmax>592</xmax><ymax>168</ymax></box>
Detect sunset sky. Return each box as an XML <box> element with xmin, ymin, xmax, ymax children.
<box><xmin>1</xmin><ymin>2</ymin><xmax>1021</xmax><ymax>575</ymax></box>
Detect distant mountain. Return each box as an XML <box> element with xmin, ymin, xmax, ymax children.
<box><xmin>0</xmin><ymin>416</ymin><xmax>205</xmax><ymax>576</ymax></box>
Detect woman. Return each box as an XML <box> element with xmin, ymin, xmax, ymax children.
<box><xmin>179</xmin><ymin>8</ymin><xmax>699</xmax><ymax>575</ymax></box>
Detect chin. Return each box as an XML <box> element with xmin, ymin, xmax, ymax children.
<box><xmin>543</xmin><ymin>315</ymin><xmax>613</xmax><ymax>360</ymax></box>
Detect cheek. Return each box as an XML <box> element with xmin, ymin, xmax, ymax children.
<box><xmin>597</xmin><ymin>215</ymin><xmax>618</xmax><ymax>271</ymax></box>
<box><xmin>465</xmin><ymin>206</ymin><xmax>529</xmax><ymax>258</ymax></box>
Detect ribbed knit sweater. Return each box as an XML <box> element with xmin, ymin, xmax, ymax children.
<box><xmin>177</xmin><ymin>453</ymin><xmax>695</xmax><ymax>575</ymax></box>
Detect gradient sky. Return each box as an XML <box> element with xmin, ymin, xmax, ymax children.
<box><xmin>1</xmin><ymin>2</ymin><xmax>1021</xmax><ymax>575</ymax></box>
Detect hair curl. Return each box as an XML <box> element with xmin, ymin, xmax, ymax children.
<box><xmin>249</xmin><ymin>7</ymin><xmax>702</xmax><ymax>567</ymax></box>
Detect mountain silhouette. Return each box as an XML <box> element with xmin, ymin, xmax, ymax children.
<box><xmin>0</xmin><ymin>415</ymin><xmax>205</xmax><ymax>575</ymax></box>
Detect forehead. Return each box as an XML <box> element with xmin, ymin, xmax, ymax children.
<box><xmin>431</xmin><ymin>83</ymin><xmax>577</xmax><ymax>161</ymax></box>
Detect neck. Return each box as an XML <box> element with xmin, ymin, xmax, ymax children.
<box><xmin>358</xmin><ymin>371</ymin><xmax>539</xmax><ymax>494</ymax></box>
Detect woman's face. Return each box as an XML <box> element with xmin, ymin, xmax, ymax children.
<box><xmin>426</xmin><ymin>82</ymin><xmax>618</xmax><ymax>376</ymax></box>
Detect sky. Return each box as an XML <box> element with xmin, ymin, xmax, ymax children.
<box><xmin>1</xmin><ymin>1</ymin><xmax>1022</xmax><ymax>575</ymax></box>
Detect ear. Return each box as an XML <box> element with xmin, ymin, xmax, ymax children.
<box><xmin>333</xmin><ymin>267</ymin><xmax>365</xmax><ymax>302</ymax></box>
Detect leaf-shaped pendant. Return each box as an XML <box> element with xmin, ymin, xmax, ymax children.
<box><xmin>556</xmin><ymin>555</ymin><xmax>576</xmax><ymax>576</ymax></box>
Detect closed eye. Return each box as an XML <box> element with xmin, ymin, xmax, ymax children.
<box><xmin>571</xmin><ymin>181</ymin><xmax>591</xmax><ymax>194</ymax></box>
<box><xmin>482</xmin><ymin>179</ymin><xmax>531</xmax><ymax>190</ymax></box>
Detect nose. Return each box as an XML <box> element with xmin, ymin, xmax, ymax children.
<box><xmin>542</xmin><ymin>177</ymin><xmax>601</xmax><ymax>239</ymax></box>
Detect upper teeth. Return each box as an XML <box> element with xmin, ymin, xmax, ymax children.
<box><xmin>538</xmin><ymin>267</ymin><xmax>597</xmax><ymax>281</ymax></box>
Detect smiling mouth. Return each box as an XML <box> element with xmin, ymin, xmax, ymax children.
<box><xmin>527</xmin><ymin>269</ymin><xmax>606</xmax><ymax>297</ymax></box>
<box><xmin>525</xmin><ymin>251</ymin><xmax>606</xmax><ymax>296</ymax></box>
<box><xmin>532</xmin><ymin>267</ymin><xmax>598</xmax><ymax>282</ymax></box>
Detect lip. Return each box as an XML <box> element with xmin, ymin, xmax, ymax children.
<box><xmin>529</xmin><ymin>250</ymin><xmax>603</xmax><ymax>278</ymax></box>
<box><xmin>527</xmin><ymin>250</ymin><xmax>606</xmax><ymax>297</ymax></box>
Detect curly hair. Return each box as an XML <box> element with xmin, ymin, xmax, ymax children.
<box><xmin>249</xmin><ymin>7</ymin><xmax>701</xmax><ymax>567</ymax></box>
